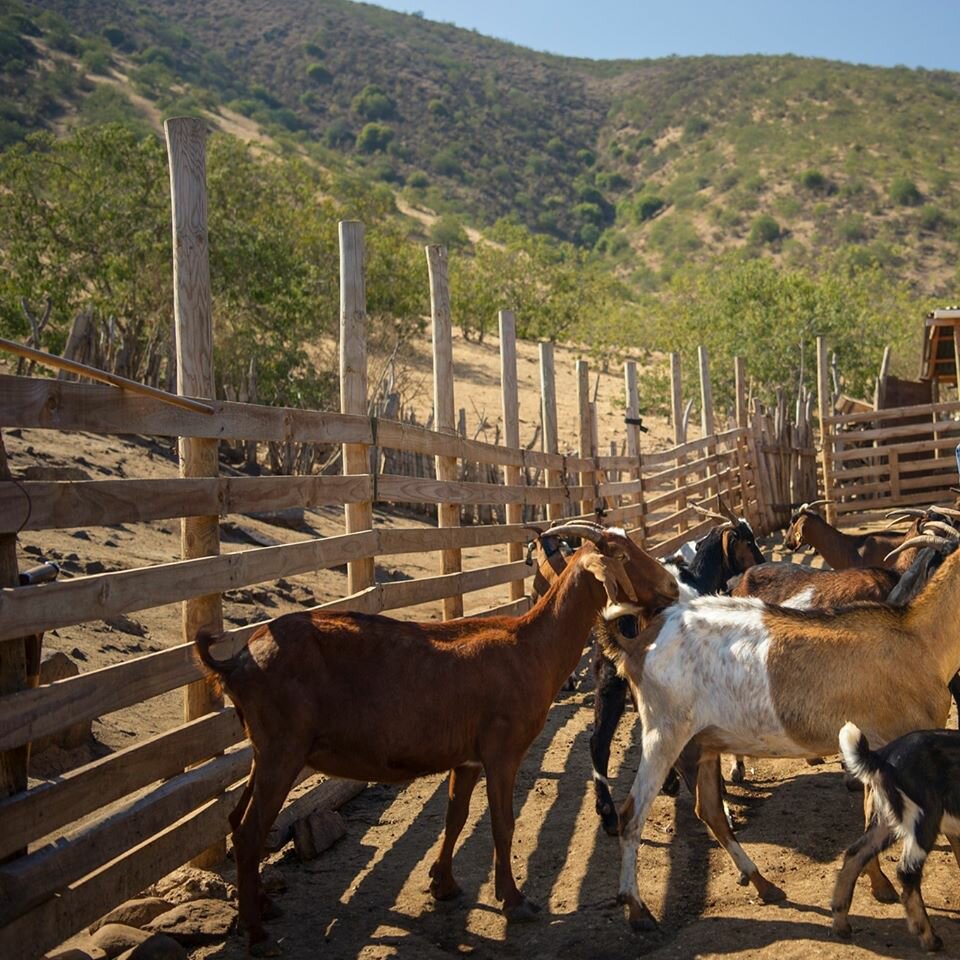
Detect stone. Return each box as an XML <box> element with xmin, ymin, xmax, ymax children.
<box><xmin>45</xmin><ymin>949</ymin><xmax>95</xmax><ymax>960</ymax></box>
<box><xmin>115</xmin><ymin>934</ymin><xmax>187</xmax><ymax>960</ymax></box>
<box><xmin>89</xmin><ymin>898</ymin><xmax>174</xmax><ymax>934</ymax></box>
<box><xmin>147</xmin><ymin>866</ymin><xmax>236</xmax><ymax>905</ymax></box>
<box><xmin>88</xmin><ymin>924</ymin><xmax>151</xmax><ymax>958</ymax></box>
<box><xmin>292</xmin><ymin>809</ymin><xmax>346</xmax><ymax>861</ymax></box>
<box><xmin>144</xmin><ymin>900</ymin><xmax>237</xmax><ymax>946</ymax></box>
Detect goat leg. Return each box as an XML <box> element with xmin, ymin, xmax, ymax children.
<box><xmin>949</xmin><ymin>673</ymin><xmax>960</xmax><ymax>729</ymax></box>
<box><xmin>862</xmin><ymin>787</ymin><xmax>899</xmax><ymax>903</ymax></box>
<box><xmin>590</xmin><ymin>654</ymin><xmax>629</xmax><ymax>836</ymax></box>
<box><xmin>485</xmin><ymin>755</ymin><xmax>539</xmax><ymax>921</ymax></box>
<box><xmin>830</xmin><ymin>820</ymin><xmax>895</xmax><ymax>939</ymax></box>
<box><xmin>429</xmin><ymin>763</ymin><xmax>482</xmax><ymax>901</ymax></box>
<box><xmin>693</xmin><ymin>751</ymin><xmax>785</xmax><ymax>903</ymax></box>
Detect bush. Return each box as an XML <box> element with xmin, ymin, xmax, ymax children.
<box><xmin>635</xmin><ymin>194</ymin><xmax>665</xmax><ymax>222</ymax></box>
<box><xmin>323</xmin><ymin>118</ymin><xmax>354</xmax><ymax>148</ymax></box>
<box><xmin>427</xmin><ymin>98</ymin><xmax>448</xmax><ymax>118</ymax></box>
<box><xmin>299</xmin><ymin>90</ymin><xmax>324</xmax><ymax>112</ymax></box>
<box><xmin>407</xmin><ymin>170</ymin><xmax>429</xmax><ymax>189</ymax></box>
<box><xmin>306</xmin><ymin>62</ymin><xmax>331</xmax><ymax>84</ymax></box>
<box><xmin>102</xmin><ymin>25</ymin><xmax>126</xmax><ymax>47</ymax></box>
<box><xmin>304</xmin><ymin>41</ymin><xmax>325</xmax><ymax>57</ymax></box>
<box><xmin>919</xmin><ymin>204</ymin><xmax>948</xmax><ymax>232</ymax></box>
<box><xmin>838</xmin><ymin>215</ymin><xmax>867</xmax><ymax>243</ymax></box>
<box><xmin>352</xmin><ymin>84</ymin><xmax>396</xmax><ymax>120</ymax></box>
<box><xmin>356</xmin><ymin>122</ymin><xmax>394</xmax><ymax>153</ymax></box>
<box><xmin>748</xmin><ymin>214</ymin><xmax>782</xmax><ymax>245</ymax></box>
<box><xmin>799</xmin><ymin>169</ymin><xmax>831</xmax><ymax>193</ymax></box>
<box><xmin>430</xmin><ymin>215</ymin><xmax>469</xmax><ymax>250</ymax></box>
<box><xmin>890</xmin><ymin>176</ymin><xmax>922</xmax><ymax>206</ymax></box>
<box><xmin>81</xmin><ymin>47</ymin><xmax>111</xmax><ymax>75</ymax></box>
<box><xmin>433</xmin><ymin>148</ymin><xmax>462</xmax><ymax>178</ymax></box>
<box><xmin>683</xmin><ymin>116</ymin><xmax>709</xmax><ymax>139</ymax></box>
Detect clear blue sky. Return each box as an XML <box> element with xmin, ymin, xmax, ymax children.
<box><xmin>366</xmin><ymin>1</ymin><xmax>960</xmax><ymax>72</ymax></box>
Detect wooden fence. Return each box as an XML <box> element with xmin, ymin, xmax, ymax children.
<box><xmin>816</xmin><ymin>338</ymin><xmax>960</xmax><ymax>527</ymax></box>
<box><xmin>0</xmin><ymin>119</ymin><xmax>806</xmax><ymax>959</ymax></box>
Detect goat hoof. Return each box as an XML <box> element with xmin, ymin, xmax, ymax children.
<box><xmin>738</xmin><ymin>872</ymin><xmax>750</xmax><ymax>887</ymax></box>
<box><xmin>924</xmin><ymin>934</ymin><xmax>944</xmax><ymax>952</ymax></box>
<box><xmin>870</xmin><ymin>880</ymin><xmax>899</xmax><ymax>904</ymax></box>
<box><xmin>831</xmin><ymin>917</ymin><xmax>853</xmax><ymax>940</ymax></box>
<box><xmin>618</xmin><ymin>893</ymin><xmax>657</xmax><ymax>932</ymax></box>
<box><xmin>249</xmin><ymin>937</ymin><xmax>283</xmax><ymax>957</ymax></box>
<box><xmin>756</xmin><ymin>878</ymin><xmax>787</xmax><ymax>903</ymax></box>
<box><xmin>729</xmin><ymin>764</ymin><xmax>745</xmax><ymax>785</ymax></box>
<box><xmin>660</xmin><ymin>769</ymin><xmax>681</xmax><ymax>797</ymax></box>
<box><xmin>805</xmin><ymin>756</ymin><xmax>825</xmax><ymax>766</ymax></box>
<box><xmin>503</xmin><ymin>898</ymin><xmax>540</xmax><ymax>922</ymax></box>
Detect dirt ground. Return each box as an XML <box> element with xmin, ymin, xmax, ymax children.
<box><xmin>6</xmin><ymin>332</ymin><xmax>955</xmax><ymax>960</ymax></box>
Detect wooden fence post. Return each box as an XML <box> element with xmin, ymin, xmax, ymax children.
<box><xmin>671</xmin><ymin>352</ymin><xmax>688</xmax><ymax>532</ymax></box>
<box><xmin>165</xmin><ymin>117</ymin><xmax>224</xmax><ymax>866</ymax></box>
<box><xmin>539</xmin><ymin>342</ymin><xmax>564</xmax><ymax>522</ymax></box>
<box><xmin>340</xmin><ymin>221</ymin><xmax>375</xmax><ymax>595</ymax></box>
<box><xmin>816</xmin><ymin>335</ymin><xmax>837</xmax><ymax>525</ymax></box>
<box><xmin>698</xmin><ymin>345</ymin><xmax>717</xmax><ymax>507</ymax></box>
<box><xmin>576</xmin><ymin>359</ymin><xmax>594</xmax><ymax>517</ymax></box>
<box><xmin>733</xmin><ymin>356</ymin><xmax>753</xmax><ymax>524</ymax></box>
<box><xmin>426</xmin><ymin>246</ymin><xmax>462</xmax><ymax>619</ymax></box>
<box><xmin>0</xmin><ymin>435</ymin><xmax>28</xmax><ymax>827</ymax></box>
<box><xmin>499</xmin><ymin>311</ymin><xmax>525</xmax><ymax>602</ymax></box>
<box><xmin>624</xmin><ymin>360</ymin><xmax>646</xmax><ymax>543</ymax></box>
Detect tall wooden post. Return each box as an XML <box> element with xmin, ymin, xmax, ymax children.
<box><xmin>576</xmin><ymin>359</ymin><xmax>594</xmax><ymax>517</ymax></box>
<box><xmin>539</xmin><ymin>342</ymin><xmax>563</xmax><ymax>522</ymax></box>
<box><xmin>816</xmin><ymin>336</ymin><xmax>837</xmax><ymax>525</ymax></box>
<box><xmin>624</xmin><ymin>360</ymin><xmax>646</xmax><ymax>543</ymax></box>
<box><xmin>340</xmin><ymin>221</ymin><xmax>375</xmax><ymax>595</ymax></box>
<box><xmin>0</xmin><ymin>435</ymin><xmax>28</xmax><ymax>823</ymax></box>
<box><xmin>733</xmin><ymin>356</ymin><xmax>752</xmax><ymax>524</ymax></box>
<box><xmin>499</xmin><ymin>311</ymin><xmax>525</xmax><ymax>602</ymax></box>
<box><xmin>698</xmin><ymin>345</ymin><xmax>717</xmax><ymax>507</ymax></box>
<box><xmin>166</xmin><ymin>117</ymin><xmax>224</xmax><ymax>866</ymax></box>
<box><xmin>735</xmin><ymin>355</ymin><xmax>748</xmax><ymax>429</ymax></box>
<box><xmin>426</xmin><ymin>246</ymin><xmax>462</xmax><ymax>619</ymax></box>
<box><xmin>671</xmin><ymin>352</ymin><xmax>688</xmax><ymax>532</ymax></box>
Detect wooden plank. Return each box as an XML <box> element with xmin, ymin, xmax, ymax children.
<box><xmin>816</xmin><ymin>336</ymin><xmax>836</xmax><ymax>525</ymax></box>
<box><xmin>377</xmin><ymin>561</ymin><xmax>528</xmax><ymax>611</ymax></box>
<box><xmin>623</xmin><ymin>360</ymin><xmax>646</xmax><ymax>544</ymax></box>
<box><xmin>499</xmin><ymin>311</ymin><xmax>525</xmax><ymax>602</ymax></box>
<box><xmin>833</xmin><ymin>453</ymin><xmax>958</xmax><ymax>482</ymax></box>
<box><xmin>640</xmin><ymin>429</ymin><xmax>744</xmax><ymax>467</ymax></box>
<box><xmin>735</xmin><ymin>356</ymin><xmax>747</xmax><ymax>429</ymax></box>
<box><xmin>427</xmin><ymin>245</ymin><xmax>462</xmax><ymax>619</ymax></box>
<box><xmin>831</xmin><ymin>432</ymin><xmax>960</xmax><ymax>463</ymax></box>
<box><xmin>376</xmin><ymin>475</ymin><xmax>558</xmax><ymax>506</ymax></box>
<box><xmin>647</xmin><ymin>519</ymin><xmax>714</xmax><ymax>559</ymax></box>
<box><xmin>0</xmin><ymin>778</ymin><xmax>246</xmax><ymax>960</ymax></box>
<box><xmin>0</xmin><ymin>530</ymin><xmax>379</xmax><ymax>643</ymax></box>
<box><xmin>340</xmin><ymin>221</ymin><xmax>375</xmax><ymax>595</ymax></box>
<box><xmin>576</xmin><ymin>360</ymin><xmax>594</xmax><ymax>517</ymax></box>
<box><xmin>826</xmin><ymin>417</ymin><xmax>960</xmax><ymax>446</ymax></box>
<box><xmin>0</xmin><ymin>709</ymin><xmax>243</xmax><ymax>861</ymax></box>
<box><xmin>0</xmin><ymin>745</ymin><xmax>252</xmax><ymax>925</ymax></box>
<box><xmin>466</xmin><ymin>597</ymin><xmax>530</xmax><ymax>618</ymax></box>
<box><xmin>0</xmin><ymin>475</ymin><xmax>371</xmax><ymax>534</ymax></box>
<box><xmin>834</xmin><ymin>487</ymin><xmax>956</xmax><ymax>514</ymax></box>
<box><xmin>376</xmin><ymin>523</ymin><xmax>545</xmax><ymax>554</ymax></box>
<box><xmin>824</xmin><ymin>398</ymin><xmax>960</xmax><ymax>427</ymax></box>
<box><xmin>0</xmin><ymin>338</ymin><xmax>214</xmax><ymax>416</ymax></box>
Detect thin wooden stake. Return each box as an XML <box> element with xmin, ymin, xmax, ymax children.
<box><xmin>499</xmin><ymin>311</ymin><xmax>525</xmax><ymax>602</ymax></box>
<box><xmin>539</xmin><ymin>342</ymin><xmax>563</xmax><ymax>522</ymax></box>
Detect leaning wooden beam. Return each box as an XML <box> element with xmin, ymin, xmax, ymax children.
<box><xmin>264</xmin><ymin>776</ymin><xmax>366</xmax><ymax>852</ymax></box>
<box><xmin>0</xmin><ymin>338</ymin><xmax>214</xmax><ymax>416</ymax></box>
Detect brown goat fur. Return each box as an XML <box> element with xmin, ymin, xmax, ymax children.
<box><xmin>195</xmin><ymin>529</ymin><xmax>678</xmax><ymax>954</ymax></box>
<box><xmin>783</xmin><ymin>508</ymin><xmax>906</xmax><ymax>570</ymax></box>
<box><xmin>732</xmin><ymin>563</ymin><xmax>898</xmax><ymax>606</ymax></box>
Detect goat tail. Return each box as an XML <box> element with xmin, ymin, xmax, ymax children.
<box><xmin>194</xmin><ymin>627</ymin><xmax>234</xmax><ymax>677</ymax></box>
<box><xmin>839</xmin><ymin>722</ymin><xmax>883</xmax><ymax>783</ymax></box>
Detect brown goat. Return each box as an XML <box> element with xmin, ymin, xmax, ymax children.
<box><xmin>783</xmin><ymin>502</ymin><xmax>907</xmax><ymax>570</ymax></box>
<box><xmin>732</xmin><ymin>563</ymin><xmax>899</xmax><ymax>606</ymax></box>
<box><xmin>195</xmin><ymin>524</ymin><xmax>679</xmax><ymax>955</ymax></box>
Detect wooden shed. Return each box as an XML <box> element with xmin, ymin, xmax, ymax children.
<box><xmin>921</xmin><ymin>307</ymin><xmax>960</xmax><ymax>385</ymax></box>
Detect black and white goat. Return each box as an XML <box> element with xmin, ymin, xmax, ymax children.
<box><xmin>590</xmin><ymin>503</ymin><xmax>765</xmax><ymax>834</ymax></box>
<box><xmin>832</xmin><ymin>722</ymin><xmax>960</xmax><ymax>952</ymax></box>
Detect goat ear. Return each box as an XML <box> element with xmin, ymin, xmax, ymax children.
<box><xmin>721</xmin><ymin>528</ymin><xmax>734</xmax><ymax>555</ymax></box>
<box><xmin>581</xmin><ymin>553</ymin><xmax>639</xmax><ymax>605</ymax></box>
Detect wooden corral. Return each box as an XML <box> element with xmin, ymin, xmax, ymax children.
<box><xmin>0</xmin><ymin>120</ymin><xmax>812</xmax><ymax>959</ymax></box>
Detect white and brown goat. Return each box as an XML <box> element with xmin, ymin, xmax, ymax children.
<box><xmin>195</xmin><ymin>523</ymin><xmax>678</xmax><ymax>955</ymax></box>
<box><xmin>609</xmin><ymin>526</ymin><xmax>960</xmax><ymax>932</ymax></box>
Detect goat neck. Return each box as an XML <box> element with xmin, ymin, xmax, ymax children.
<box><xmin>793</xmin><ymin>512</ymin><xmax>861</xmax><ymax>569</ymax></box>
<box><xmin>518</xmin><ymin>545</ymin><xmax>624</xmax><ymax>694</ymax></box>
<box><xmin>904</xmin><ymin>545</ymin><xmax>960</xmax><ymax>684</ymax></box>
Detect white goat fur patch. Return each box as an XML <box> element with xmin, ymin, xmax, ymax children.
<box><xmin>638</xmin><ymin>596</ymin><xmax>798</xmax><ymax>757</ymax></box>
<box><xmin>660</xmin><ymin>561</ymin><xmax>699</xmax><ymax>603</ymax></box>
<box><xmin>781</xmin><ymin>586</ymin><xmax>816</xmax><ymax>610</ymax></box>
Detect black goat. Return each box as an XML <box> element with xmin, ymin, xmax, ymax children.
<box><xmin>590</xmin><ymin>519</ymin><xmax>765</xmax><ymax>835</ymax></box>
<box><xmin>832</xmin><ymin>723</ymin><xmax>960</xmax><ymax>952</ymax></box>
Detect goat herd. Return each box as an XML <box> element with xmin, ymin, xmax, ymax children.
<box><xmin>195</xmin><ymin>497</ymin><xmax>960</xmax><ymax>955</ymax></box>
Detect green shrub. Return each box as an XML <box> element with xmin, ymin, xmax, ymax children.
<box><xmin>799</xmin><ymin>169</ymin><xmax>831</xmax><ymax>192</ymax></box>
<box><xmin>683</xmin><ymin>116</ymin><xmax>709</xmax><ymax>139</ymax></box>
<box><xmin>299</xmin><ymin>90</ymin><xmax>324</xmax><ymax>112</ymax></box>
<box><xmin>306</xmin><ymin>62</ymin><xmax>331</xmax><ymax>84</ymax></box>
<box><xmin>323</xmin><ymin>118</ymin><xmax>354</xmax><ymax>148</ymax></box>
<box><xmin>838</xmin><ymin>215</ymin><xmax>867</xmax><ymax>243</ymax></box>
<box><xmin>433</xmin><ymin>148</ymin><xmax>462</xmax><ymax>178</ymax></box>
<box><xmin>304</xmin><ymin>41</ymin><xmax>325</xmax><ymax>58</ymax></box>
<box><xmin>635</xmin><ymin>194</ymin><xmax>665</xmax><ymax>222</ymax></box>
<box><xmin>427</xmin><ymin>98</ymin><xmax>448</xmax><ymax>118</ymax></box>
<box><xmin>352</xmin><ymin>84</ymin><xmax>396</xmax><ymax>120</ymax></box>
<box><xmin>407</xmin><ymin>170</ymin><xmax>429</xmax><ymax>189</ymax></box>
<box><xmin>596</xmin><ymin>171</ymin><xmax>628</xmax><ymax>191</ymax></box>
<box><xmin>748</xmin><ymin>214</ymin><xmax>782</xmax><ymax>245</ymax></box>
<box><xmin>102</xmin><ymin>25</ymin><xmax>126</xmax><ymax>48</ymax></box>
<box><xmin>576</xmin><ymin>148</ymin><xmax>596</xmax><ymax>166</ymax></box>
<box><xmin>429</xmin><ymin>215</ymin><xmax>468</xmax><ymax>250</ymax></box>
<box><xmin>890</xmin><ymin>176</ymin><xmax>922</xmax><ymax>206</ymax></box>
<box><xmin>81</xmin><ymin>47</ymin><xmax>111</xmax><ymax>75</ymax></box>
<box><xmin>356</xmin><ymin>122</ymin><xmax>394</xmax><ymax>153</ymax></box>
<box><xmin>919</xmin><ymin>204</ymin><xmax>948</xmax><ymax>232</ymax></box>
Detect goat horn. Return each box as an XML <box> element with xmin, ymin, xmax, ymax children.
<box><xmin>884</xmin><ymin>515</ymin><xmax>919</xmax><ymax>528</ymax></box>
<box><xmin>919</xmin><ymin>520</ymin><xmax>960</xmax><ymax>539</ymax></box>
<box><xmin>715</xmin><ymin>494</ymin><xmax>739</xmax><ymax>522</ymax></box>
<box><xmin>545</xmin><ymin>522</ymin><xmax>605</xmax><ymax>544</ymax></box>
<box><xmin>930</xmin><ymin>506</ymin><xmax>960</xmax><ymax>518</ymax></box>
<box><xmin>884</xmin><ymin>508</ymin><xmax>926</xmax><ymax>519</ymax></box>
<box><xmin>690</xmin><ymin>502</ymin><xmax>732</xmax><ymax>524</ymax></box>
<box><xmin>885</xmin><ymin>535</ymin><xmax>957</xmax><ymax>561</ymax></box>
<box><xmin>802</xmin><ymin>499</ymin><xmax>833</xmax><ymax>510</ymax></box>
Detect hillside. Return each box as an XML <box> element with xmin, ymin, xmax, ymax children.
<box><xmin>6</xmin><ymin>0</ymin><xmax>960</xmax><ymax>297</ymax></box>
